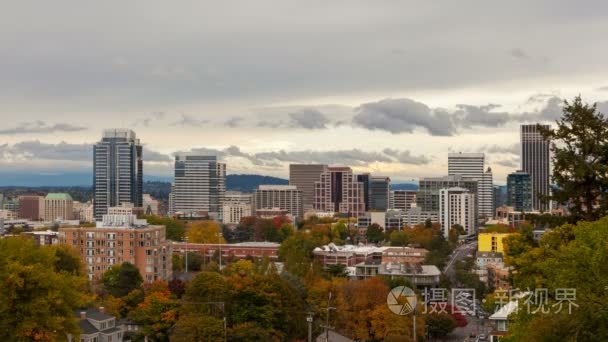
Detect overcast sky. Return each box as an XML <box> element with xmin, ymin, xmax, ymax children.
<box><xmin>2</xmin><ymin>1</ymin><xmax>608</xmax><ymax>184</ymax></box>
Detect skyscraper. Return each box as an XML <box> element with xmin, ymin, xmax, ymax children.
<box><xmin>93</xmin><ymin>129</ymin><xmax>143</xmax><ymax>220</ymax></box>
<box><xmin>448</xmin><ymin>152</ymin><xmax>493</xmax><ymax>219</ymax></box>
<box><xmin>369</xmin><ymin>176</ymin><xmax>391</xmax><ymax>211</ymax></box>
<box><xmin>507</xmin><ymin>170</ymin><xmax>532</xmax><ymax>212</ymax></box>
<box><xmin>356</xmin><ymin>173</ymin><xmax>371</xmax><ymax>211</ymax></box>
<box><xmin>439</xmin><ymin>187</ymin><xmax>476</xmax><ymax>237</ymax></box>
<box><xmin>314</xmin><ymin>166</ymin><xmax>366</xmax><ymax>217</ymax></box>
<box><xmin>417</xmin><ymin>175</ymin><xmax>478</xmax><ymax>212</ymax></box>
<box><xmin>521</xmin><ymin>124</ymin><xmax>550</xmax><ymax>211</ymax></box>
<box><xmin>253</xmin><ymin>185</ymin><xmax>303</xmax><ymax>219</ymax></box>
<box><xmin>170</xmin><ymin>154</ymin><xmax>226</xmax><ymax>220</ymax></box>
<box><xmin>390</xmin><ymin>190</ymin><xmax>417</xmax><ymax>211</ymax></box>
<box><xmin>289</xmin><ymin>164</ymin><xmax>327</xmax><ymax>212</ymax></box>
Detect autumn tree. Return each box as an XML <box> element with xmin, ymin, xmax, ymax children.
<box><xmin>539</xmin><ymin>96</ymin><xmax>608</xmax><ymax>221</ymax></box>
<box><xmin>0</xmin><ymin>237</ymin><xmax>90</xmax><ymax>341</ymax></box>
<box><xmin>336</xmin><ymin>277</ymin><xmax>405</xmax><ymax>340</ymax></box>
<box><xmin>186</xmin><ymin>220</ymin><xmax>225</xmax><ymax>244</ymax></box>
<box><xmin>128</xmin><ymin>281</ymin><xmax>180</xmax><ymax>341</ymax></box>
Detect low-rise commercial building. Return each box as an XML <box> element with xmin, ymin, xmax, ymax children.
<box><xmin>478</xmin><ymin>232</ymin><xmax>517</xmax><ymax>254</ymax></box>
<box><xmin>172</xmin><ymin>241</ymin><xmax>280</xmax><ymax>261</ymax></box>
<box><xmin>357</xmin><ymin>208</ymin><xmax>438</xmax><ymax>230</ymax></box>
<box><xmin>222</xmin><ymin>192</ymin><xmax>253</xmax><ymax>225</ymax></box>
<box><xmin>23</xmin><ymin>230</ymin><xmax>60</xmax><ymax>246</ymax></box>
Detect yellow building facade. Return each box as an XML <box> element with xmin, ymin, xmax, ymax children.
<box><xmin>478</xmin><ymin>232</ymin><xmax>516</xmax><ymax>254</ymax></box>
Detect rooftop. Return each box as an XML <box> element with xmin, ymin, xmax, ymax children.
<box><xmin>257</xmin><ymin>184</ymin><xmax>298</xmax><ymax>191</ymax></box>
<box><xmin>45</xmin><ymin>193</ymin><xmax>73</xmax><ymax>201</ymax></box>
<box><xmin>314</xmin><ymin>243</ymin><xmax>387</xmax><ymax>254</ymax></box>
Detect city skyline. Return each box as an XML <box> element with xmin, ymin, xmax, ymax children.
<box><xmin>3</xmin><ymin>2</ymin><xmax>608</xmax><ymax>184</ymax></box>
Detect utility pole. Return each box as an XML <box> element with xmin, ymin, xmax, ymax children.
<box><xmin>412</xmin><ymin>308</ymin><xmax>416</xmax><ymax>342</ymax></box>
<box><xmin>182</xmin><ymin>236</ymin><xmax>189</xmax><ymax>274</ymax></box>
<box><xmin>320</xmin><ymin>292</ymin><xmax>336</xmax><ymax>341</ymax></box>
<box><xmin>307</xmin><ymin>312</ymin><xmax>314</xmax><ymax>342</ymax></box>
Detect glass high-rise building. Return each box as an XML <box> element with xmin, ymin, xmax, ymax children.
<box><xmin>356</xmin><ymin>173</ymin><xmax>371</xmax><ymax>211</ymax></box>
<box><xmin>507</xmin><ymin>170</ymin><xmax>532</xmax><ymax>212</ymax></box>
<box><xmin>289</xmin><ymin>164</ymin><xmax>327</xmax><ymax>212</ymax></box>
<box><xmin>170</xmin><ymin>154</ymin><xmax>226</xmax><ymax>220</ymax></box>
<box><xmin>369</xmin><ymin>176</ymin><xmax>391</xmax><ymax>211</ymax></box>
<box><xmin>93</xmin><ymin>129</ymin><xmax>143</xmax><ymax>220</ymax></box>
<box><xmin>521</xmin><ymin>124</ymin><xmax>550</xmax><ymax>211</ymax></box>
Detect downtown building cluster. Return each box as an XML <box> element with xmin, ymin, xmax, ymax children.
<box><xmin>0</xmin><ymin>123</ymin><xmax>555</xmax><ymax>285</ymax></box>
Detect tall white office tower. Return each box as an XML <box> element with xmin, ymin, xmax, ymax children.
<box><xmin>448</xmin><ymin>152</ymin><xmax>493</xmax><ymax>219</ymax></box>
<box><xmin>439</xmin><ymin>187</ymin><xmax>476</xmax><ymax>237</ymax></box>
<box><xmin>93</xmin><ymin>129</ymin><xmax>143</xmax><ymax>220</ymax></box>
<box><xmin>521</xmin><ymin>124</ymin><xmax>551</xmax><ymax>212</ymax></box>
<box><xmin>170</xmin><ymin>154</ymin><xmax>226</xmax><ymax>220</ymax></box>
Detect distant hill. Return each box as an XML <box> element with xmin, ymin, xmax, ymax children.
<box><xmin>226</xmin><ymin>174</ymin><xmax>288</xmax><ymax>193</ymax></box>
<box><xmin>391</xmin><ymin>183</ymin><xmax>419</xmax><ymax>191</ymax></box>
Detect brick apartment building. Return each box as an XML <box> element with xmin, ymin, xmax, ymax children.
<box><xmin>59</xmin><ymin>213</ymin><xmax>172</xmax><ymax>283</ymax></box>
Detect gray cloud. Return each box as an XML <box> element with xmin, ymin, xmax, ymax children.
<box><xmin>353</xmin><ymin>98</ymin><xmax>455</xmax><ymax>136</ymax></box>
<box><xmin>479</xmin><ymin>143</ymin><xmax>520</xmax><ymax>155</ymax></box>
<box><xmin>288</xmin><ymin>108</ymin><xmax>331</xmax><ymax>129</ymax></box>
<box><xmin>181</xmin><ymin>145</ymin><xmax>430</xmax><ymax>167</ymax></box>
<box><xmin>495</xmin><ymin>158</ymin><xmax>520</xmax><ymax>168</ymax></box>
<box><xmin>143</xmin><ymin>147</ymin><xmax>172</xmax><ymax>162</ymax></box>
<box><xmin>224</xmin><ymin>116</ymin><xmax>243</xmax><ymax>128</ymax></box>
<box><xmin>257</xmin><ymin>120</ymin><xmax>284</xmax><ymax>128</ymax></box>
<box><xmin>452</xmin><ymin>104</ymin><xmax>511</xmax><ymax>128</ymax></box>
<box><xmin>0</xmin><ymin>121</ymin><xmax>86</xmax><ymax>135</ymax></box>
<box><xmin>133</xmin><ymin>112</ymin><xmax>165</xmax><ymax>127</ymax></box>
<box><xmin>596</xmin><ymin>86</ymin><xmax>608</xmax><ymax>92</ymax></box>
<box><xmin>353</xmin><ymin>98</ymin><xmax>516</xmax><ymax>136</ymax></box>
<box><xmin>0</xmin><ymin>141</ymin><xmax>171</xmax><ymax>164</ymax></box>
<box><xmin>509</xmin><ymin>48</ymin><xmax>530</xmax><ymax>59</ymax></box>
<box><xmin>170</xmin><ymin>114</ymin><xmax>210</xmax><ymax>127</ymax></box>
<box><xmin>0</xmin><ymin>141</ymin><xmax>91</xmax><ymax>161</ymax></box>
<box><xmin>382</xmin><ymin>148</ymin><xmax>431</xmax><ymax>165</ymax></box>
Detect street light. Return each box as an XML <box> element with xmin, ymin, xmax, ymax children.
<box><xmin>182</xmin><ymin>236</ymin><xmax>189</xmax><ymax>274</ymax></box>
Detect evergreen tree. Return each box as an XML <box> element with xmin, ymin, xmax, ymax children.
<box><xmin>540</xmin><ymin>96</ymin><xmax>608</xmax><ymax>221</ymax></box>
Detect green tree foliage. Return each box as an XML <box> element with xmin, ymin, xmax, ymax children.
<box><xmin>144</xmin><ymin>215</ymin><xmax>186</xmax><ymax>241</ymax></box>
<box><xmin>504</xmin><ymin>217</ymin><xmax>608</xmax><ymax>340</ymax></box>
<box><xmin>182</xmin><ymin>252</ymin><xmax>204</xmax><ymax>272</ymax></box>
<box><xmin>0</xmin><ymin>237</ymin><xmax>90</xmax><ymax>341</ymax></box>
<box><xmin>366</xmin><ymin>223</ymin><xmax>385</xmax><ymax>243</ymax></box>
<box><xmin>279</xmin><ymin>227</ymin><xmax>331</xmax><ymax>277</ymax></box>
<box><xmin>102</xmin><ymin>262</ymin><xmax>143</xmax><ymax>298</ymax></box>
<box><xmin>53</xmin><ymin>244</ymin><xmax>85</xmax><ymax>276</ymax></box>
<box><xmin>539</xmin><ymin>96</ymin><xmax>608</xmax><ymax>220</ymax></box>
<box><xmin>172</xmin><ymin>254</ymin><xmax>183</xmax><ymax>272</ymax></box>
<box><xmin>426</xmin><ymin>313</ymin><xmax>457</xmax><ymax>338</ymax></box>
<box><xmin>389</xmin><ymin>230</ymin><xmax>409</xmax><ymax>246</ymax></box>
<box><xmin>174</xmin><ymin>263</ymin><xmax>307</xmax><ymax>341</ymax></box>
<box><xmin>325</xmin><ymin>264</ymin><xmax>350</xmax><ymax>278</ymax></box>
<box><xmin>453</xmin><ymin>257</ymin><xmax>487</xmax><ymax>297</ymax></box>
<box><xmin>425</xmin><ymin>233</ymin><xmax>453</xmax><ymax>269</ymax></box>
